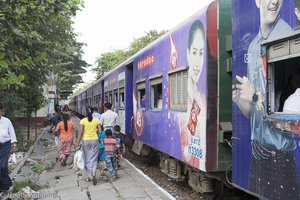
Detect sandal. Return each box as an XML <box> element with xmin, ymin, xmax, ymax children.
<box><xmin>61</xmin><ymin>161</ymin><xmax>66</xmax><ymax>166</ymax></box>
<box><xmin>92</xmin><ymin>176</ymin><xmax>97</xmax><ymax>185</ymax></box>
<box><xmin>84</xmin><ymin>178</ymin><xmax>91</xmax><ymax>182</ymax></box>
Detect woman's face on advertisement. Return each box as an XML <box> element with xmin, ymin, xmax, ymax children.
<box><xmin>187</xmin><ymin>29</ymin><xmax>204</xmax><ymax>83</ymax></box>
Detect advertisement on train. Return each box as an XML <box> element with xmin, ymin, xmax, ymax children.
<box><xmin>232</xmin><ymin>0</ymin><xmax>300</xmax><ymax>199</ymax></box>
<box><xmin>132</xmin><ymin>3</ymin><xmax>218</xmax><ymax>172</ymax></box>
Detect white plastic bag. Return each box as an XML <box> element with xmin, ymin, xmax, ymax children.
<box><xmin>54</xmin><ymin>136</ymin><xmax>59</xmax><ymax>146</ymax></box>
<box><xmin>10</xmin><ymin>153</ymin><xmax>17</xmax><ymax>164</ymax></box>
<box><xmin>73</xmin><ymin>150</ymin><xmax>84</xmax><ymax>170</ymax></box>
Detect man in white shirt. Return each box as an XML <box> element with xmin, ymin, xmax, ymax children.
<box><xmin>0</xmin><ymin>102</ymin><xmax>17</xmax><ymax>193</ymax></box>
<box><xmin>283</xmin><ymin>89</ymin><xmax>300</xmax><ymax>112</ymax></box>
<box><xmin>100</xmin><ymin>102</ymin><xmax>118</xmax><ymax>131</ymax></box>
<box><xmin>281</xmin><ymin>72</ymin><xmax>300</xmax><ymax>113</ymax></box>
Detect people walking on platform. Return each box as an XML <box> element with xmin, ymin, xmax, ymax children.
<box><xmin>49</xmin><ymin>108</ymin><xmax>62</xmax><ymax>134</ymax></box>
<box><xmin>113</xmin><ymin>125</ymin><xmax>125</xmax><ymax>169</ymax></box>
<box><xmin>92</xmin><ymin>106</ymin><xmax>101</xmax><ymax>120</ymax></box>
<box><xmin>103</xmin><ymin>129</ymin><xmax>117</xmax><ymax>181</ymax></box>
<box><xmin>62</xmin><ymin>104</ymin><xmax>71</xmax><ymax>119</ymax></box>
<box><xmin>100</xmin><ymin>102</ymin><xmax>118</xmax><ymax>131</ymax></box>
<box><xmin>76</xmin><ymin>107</ymin><xmax>101</xmax><ymax>185</ymax></box>
<box><xmin>54</xmin><ymin>113</ymin><xmax>78</xmax><ymax>166</ymax></box>
<box><xmin>0</xmin><ymin>102</ymin><xmax>17</xmax><ymax>195</ymax></box>
<box><xmin>49</xmin><ymin>108</ymin><xmax>62</xmax><ymax>148</ymax></box>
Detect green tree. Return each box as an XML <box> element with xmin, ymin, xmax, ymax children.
<box><xmin>0</xmin><ymin>0</ymin><xmax>87</xmax><ymax>118</ymax></box>
<box><xmin>93</xmin><ymin>50</ymin><xmax>127</xmax><ymax>80</ymax></box>
<box><xmin>93</xmin><ymin>29</ymin><xmax>167</xmax><ymax>79</ymax></box>
<box><xmin>127</xmin><ymin>30</ymin><xmax>166</xmax><ymax>55</ymax></box>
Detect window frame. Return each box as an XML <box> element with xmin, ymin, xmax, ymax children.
<box><xmin>168</xmin><ymin>68</ymin><xmax>188</xmax><ymax>112</ymax></box>
<box><xmin>119</xmin><ymin>87</ymin><xmax>125</xmax><ymax>110</ymax></box>
<box><xmin>150</xmin><ymin>75</ymin><xmax>163</xmax><ymax>110</ymax></box>
<box><xmin>136</xmin><ymin>81</ymin><xmax>146</xmax><ymax>109</ymax></box>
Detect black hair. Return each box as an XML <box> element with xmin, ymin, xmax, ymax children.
<box><xmin>188</xmin><ymin>19</ymin><xmax>205</xmax><ymax>50</ymax></box>
<box><xmin>86</xmin><ymin>106</ymin><xmax>93</xmax><ymax>122</ymax></box>
<box><xmin>104</xmin><ymin>102</ymin><xmax>112</xmax><ymax>109</ymax></box>
<box><xmin>0</xmin><ymin>102</ymin><xmax>3</xmax><ymax>110</ymax></box>
<box><xmin>114</xmin><ymin>125</ymin><xmax>121</xmax><ymax>132</ymax></box>
<box><xmin>63</xmin><ymin>104</ymin><xmax>69</xmax><ymax>112</ymax></box>
<box><xmin>55</xmin><ymin>104</ymin><xmax>61</xmax><ymax>113</ymax></box>
<box><xmin>105</xmin><ymin>129</ymin><xmax>112</xmax><ymax>136</ymax></box>
<box><xmin>90</xmin><ymin>106</ymin><xmax>95</xmax><ymax>113</ymax></box>
<box><xmin>62</xmin><ymin>113</ymin><xmax>69</xmax><ymax>131</ymax></box>
<box><xmin>295</xmin><ymin>0</ymin><xmax>300</xmax><ymax>8</ymax></box>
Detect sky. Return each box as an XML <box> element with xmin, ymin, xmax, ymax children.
<box><xmin>72</xmin><ymin>0</ymin><xmax>213</xmax><ymax>85</ymax></box>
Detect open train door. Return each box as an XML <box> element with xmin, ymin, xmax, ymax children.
<box><xmin>125</xmin><ymin>61</ymin><xmax>134</xmax><ymax>137</ymax></box>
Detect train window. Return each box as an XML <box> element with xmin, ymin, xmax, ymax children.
<box><xmin>114</xmin><ymin>90</ymin><xmax>118</xmax><ymax>109</ymax></box>
<box><xmin>95</xmin><ymin>94</ymin><xmax>100</xmax><ymax>108</ymax></box>
<box><xmin>267</xmin><ymin>36</ymin><xmax>300</xmax><ymax>113</ymax></box>
<box><xmin>169</xmin><ymin>69</ymin><xmax>188</xmax><ymax>112</ymax></box>
<box><xmin>104</xmin><ymin>92</ymin><xmax>109</xmax><ymax>102</ymax></box>
<box><xmin>109</xmin><ymin>91</ymin><xmax>113</xmax><ymax>103</ymax></box>
<box><xmin>119</xmin><ymin>87</ymin><xmax>125</xmax><ymax>109</ymax></box>
<box><xmin>137</xmin><ymin>81</ymin><xmax>146</xmax><ymax>109</ymax></box>
<box><xmin>150</xmin><ymin>77</ymin><xmax>162</xmax><ymax>109</ymax></box>
<box><xmin>268</xmin><ymin>57</ymin><xmax>300</xmax><ymax>113</ymax></box>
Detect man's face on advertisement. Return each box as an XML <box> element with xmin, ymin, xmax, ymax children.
<box><xmin>295</xmin><ymin>7</ymin><xmax>300</xmax><ymax>21</ymax></box>
<box><xmin>256</xmin><ymin>0</ymin><xmax>283</xmax><ymax>25</ymax></box>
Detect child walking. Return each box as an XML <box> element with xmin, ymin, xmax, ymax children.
<box><xmin>103</xmin><ymin>129</ymin><xmax>117</xmax><ymax>181</ymax></box>
<box><xmin>98</xmin><ymin>128</ymin><xmax>106</xmax><ymax>174</ymax></box>
<box><xmin>113</xmin><ymin>125</ymin><xmax>126</xmax><ymax>169</ymax></box>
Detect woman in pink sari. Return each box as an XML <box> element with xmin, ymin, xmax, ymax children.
<box><xmin>55</xmin><ymin>113</ymin><xmax>78</xmax><ymax>166</ymax></box>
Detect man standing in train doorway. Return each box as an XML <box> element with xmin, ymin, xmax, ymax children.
<box><xmin>100</xmin><ymin>102</ymin><xmax>118</xmax><ymax>131</ymax></box>
<box><xmin>233</xmin><ymin>0</ymin><xmax>300</xmax><ymax>199</ymax></box>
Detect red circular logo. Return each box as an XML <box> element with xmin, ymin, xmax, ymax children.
<box><xmin>135</xmin><ymin>111</ymin><xmax>144</xmax><ymax>136</ymax></box>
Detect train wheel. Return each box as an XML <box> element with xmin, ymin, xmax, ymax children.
<box><xmin>187</xmin><ymin>170</ymin><xmax>224</xmax><ymax>200</ymax></box>
<box><xmin>202</xmin><ymin>179</ymin><xmax>224</xmax><ymax>200</ymax></box>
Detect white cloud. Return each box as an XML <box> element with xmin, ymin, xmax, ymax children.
<box><xmin>72</xmin><ymin>0</ymin><xmax>213</xmax><ymax>84</ymax></box>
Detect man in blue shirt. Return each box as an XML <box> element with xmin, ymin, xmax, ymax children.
<box><xmin>92</xmin><ymin>107</ymin><xmax>101</xmax><ymax>120</ymax></box>
<box><xmin>233</xmin><ymin>0</ymin><xmax>299</xmax><ymax>199</ymax></box>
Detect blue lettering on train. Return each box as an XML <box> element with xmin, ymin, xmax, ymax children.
<box><xmin>188</xmin><ymin>145</ymin><xmax>202</xmax><ymax>158</ymax></box>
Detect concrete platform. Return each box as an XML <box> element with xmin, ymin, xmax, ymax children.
<box><xmin>17</xmin><ymin>117</ymin><xmax>175</xmax><ymax>200</ymax></box>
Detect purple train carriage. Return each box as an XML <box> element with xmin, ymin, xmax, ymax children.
<box><xmin>70</xmin><ymin>0</ymin><xmax>300</xmax><ymax>199</ymax></box>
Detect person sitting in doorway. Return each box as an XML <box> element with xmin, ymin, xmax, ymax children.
<box><xmin>279</xmin><ymin>71</ymin><xmax>300</xmax><ymax>112</ymax></box>
<box><xmin>282</xmin><ymin>72</ymin><xmax>300</xmax><ymax>113</ymax></box>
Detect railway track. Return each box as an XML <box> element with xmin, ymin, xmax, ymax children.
<box><xmin>124</xmin><ymin>149</ymin><xmax>257</xmax><ymax>200</ymax></box>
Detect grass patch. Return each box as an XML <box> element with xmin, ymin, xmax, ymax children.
<box><xmin>44</xmin><ymin>161</ymin><xmax>55</xmax><ymax>171</ymax></box>
<box><xmin>30</xmin><ymin>160</ymin><xmax>55</xmax><ymax>174</ymax></box>
<box><xmin>13</xmin><ymin>176</ymin><xmax>48</xmax><ymax>193</ymax></box>
<box><xmin>30</xmin><ymin>161</ymin><xmax>44</xmax><ymax>175</ymax></box>
<box><xmin>16</xmin><ymin>131</ymin><xmax>35</xmax><ymax>152</ymax></box>
<box><xmin>39</xmin><ymin>138</ymin><xmax>54</xmax><ymax>147</ymax></box>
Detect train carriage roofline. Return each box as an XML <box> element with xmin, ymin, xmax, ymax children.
<box><xmin>98</xmin><ymin>1</ymin><xmax>214</xmax><ymax>79</ymax></box>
